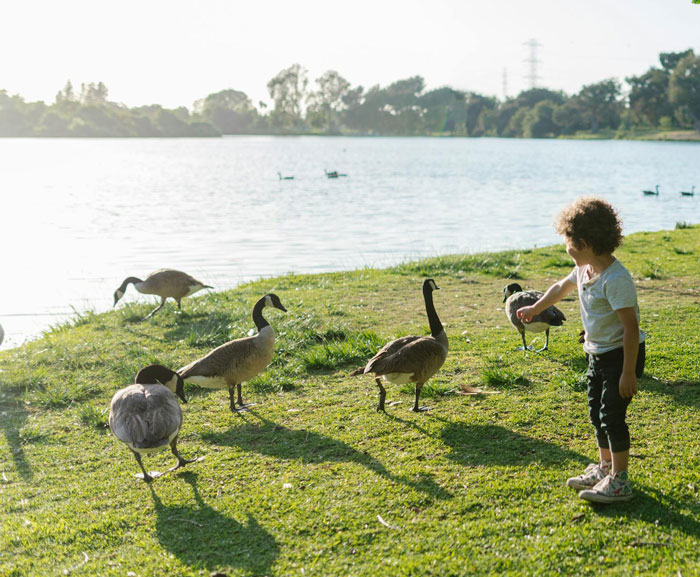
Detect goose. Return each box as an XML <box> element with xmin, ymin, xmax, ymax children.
<box><xmin>680</xmin><ymin>186</ymin><xmax>695</xmax><ymax>197</ymax></box>
<box><xmin>350</xmin><ymin>279</ymin><xmax>448</xmax><ymax>413</ymax></box>
<box><xmin>277</xmin><ymin>172</ymin><xmax>294</xmax><ymax>180</ymax></box>
<box><xmin>109</xmin><ymin>364</ymin><xmax>196</xmax><ymax>483</ymax></box>
<box><xmin>503</xmin><ymin>283</ymin><xmax>566</xmax><ymax>352</ymax></box>
<box><xmin>642</xmin><ymin>185</ymin><xmax>659</xmax><ymax>196</ymax></box>
<box><xmin>113</xmin><ymin>269</ymin><xmax>212</xmax><ymax>319</ymax></box>
<box><xmin>324</xmin><ymin>169</ymin><xmax>347</xmax><ymax>178</ymax></box>
<box><xmin>177</xmin><ymin>293</ymin><xmax>287</xmax><ymax>413</ymax></box>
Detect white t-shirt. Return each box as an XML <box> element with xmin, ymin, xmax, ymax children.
<box><xmin>566</xmin><ymin>259</ymin><xmax>645</xmax><ymax>354</ymax></box>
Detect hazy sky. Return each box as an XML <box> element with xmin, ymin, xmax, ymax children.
<box><xmin>3</xmin><ymin>0</ymin><xmax>699</xmax><ymax>110</ymax></box>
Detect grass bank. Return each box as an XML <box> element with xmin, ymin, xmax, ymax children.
<box><xmin>1</xmin><ymin>226</ymin><xmax>700</xmax><ymax>577</ymax></box>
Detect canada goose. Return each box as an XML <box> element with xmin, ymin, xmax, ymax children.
<box><xmin>277</xmin><ymin>172</ymin><xmax>294</xmax><ymax>180</ymax></box>
<box><xmin>178</xmin><ymin>294</ymin><xmax>288</xmax><ymax>413</ymax></box>
<box><xmin>324</xmin><ymin>169</ymin><xmax>347</xmax><ymax>178</ymax></box>
<box><xmin>680</xmin><ymin>186</ymin><xmax>695</xmax><ymax>196</ymax></box>
<box><xmin>350</xmin><ymin>279</ymin><xmax>448</xmax><ymax>413</ymax></box>
<box><xmin>503</xmin><ymin>283</ymin><xmax>566</xmax><ymax>352</ymax></box>
<box><xmin>113</xmin><ymin>269</ymin><xmax>212</xmax><ymax>319</ymax></box>
<box><xmin>109</xmin><ymin>364</ymin><xmax>196</xmax><ymax>483</ymax></box>
<box><xmin>642</xmin><ymin>185</ymin><xmax>659</xmax><ymax>196</ymax></box>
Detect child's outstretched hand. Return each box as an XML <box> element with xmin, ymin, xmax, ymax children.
<box><xmin>619</xmin><ymin>372</ymin><xmax>638</xmax><ymax>398</ymax></box>
<box><xmin>517</xmin><ymin>306</ymin><xmax>535</xmax><ymax>323</ymax></box>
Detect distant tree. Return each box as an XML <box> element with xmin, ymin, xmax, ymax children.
<box><xmin>626</xmin><ymin>68</ymin><xmax>672</xmax><ymax>127</ymax></box>
<box><xmin>267</xmin><ymin>63</ymin><xmax>309</xmax><ymax>130</ymax></box>
<box><xmin>79</xmin><ymin>82</ymin><xmax>109</xmax><ymax>105</ymax></box>
<box><xmin>465</xmin><ymin>92</ymin><xmax>497</xmax><ymax>136</ymax></box>
<box><xmin>504</xmin><ymin>107</ymin><xmax>529</xmax><ymax>137</ymax></box>
<box><xmin>576</xmin><ymin>79</ymin><xmax>621</xmax><ymax>132</ymax></box>
<box><xmin>55</xmin><ymin>80</ymin><xmax>77</xmax><ymax>104</ymax></box>
<box><xmin>306</xmin><ymin>70</ymin><xmax>351</xmax><ymax>132</ymax></box>
<box><xmin>197</xmin><ymin>89</ymin><xmax>257</xmax><ymax>134</ymax></box>
<box><xmin>513</xmin><ymin>87</ymin><xmax>566</xmax><ymax>109</ymax></box>
<box><xmin>0</xmin><ymin>90</ymin><xmax>32</xmax><ymax>136</ymax></box>
<box><xmin>419</xmin><ymin>87</ymin><xmax>466</xmax><ymax>134</ymax></box>
<box><xmin>552</xmin><ymin>98</ymin><xmax>586</xmax><ymax>134</ymax></box>
<box><xmin>659</xmin><ymin>49</ymin><xmax>695</xmax><ymax>74</ymax></box>
<box><xmin>669</xmin><ymin>52</ymin><xmax>700</xmax><ymax>131</ymax></box>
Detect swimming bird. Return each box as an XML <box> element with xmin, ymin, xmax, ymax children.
<box><xmin>680</xmin><ymin>185</ymin><xmax>695</xmax><ymax>196</ymax></box>
<box><xmin>113</xmin><ymin>269</ymin><xmax>212</xmax><ymax>319</ymax></box>
<box><xmin>109</xmin><ymin>364</ymin><xmax>196</xmax><ymax>483</ymax></box>
<box><xmin>503</xmin><ymin>283</ymin><xmax>566</xmax><ymax>352</ymax></box>
<box><xmin>350</xmin><ymin>279</ymin><xmax>448</xmax><ymax>413</ymax></box>
<box><xmin>177</xmin><ymin>294</ymin><xmax>287</xmax><ymax>413</ymax></box>
<box><xmin>324</xmin><ymin>169</ymin><xmax>347</xmax><ymax>178</ymax></box>
<box><xmin>642</xmin><ymin>185</ymin><xmax>659</xmax><ymax>196</ymax></box>
<box><xmin>277</xmin><ymin>172</ymin><xmax>294</xmax><ymax>180</ymax></box>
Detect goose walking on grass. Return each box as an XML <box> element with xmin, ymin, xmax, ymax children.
<box><xmin>178</xmin><ymin>294</ymin><xmax>287</xmax><ymax>413</ymax></box>
<box><xmin>680</xmin><ymin>186</ymin><xmax>695</xmax><ymax>197</ymax></box>
<box><xmin>113</xmin><ymin>269</ymin><xmax>212</xmax><ymax>319</ymax></box>
<box><xmin>350</xmin><ymin>279</ymin><xmax>448</xmax><ymax>413</ymax></box>
<box><xmin>642</xmin><ymin>185</ymin><xmax>659</xmax><ymax>196</ymax></box>
<box><xmin>109</xmin><ymin>364</ymin><xmax>196</xmax><ymax>483</ymax></box>
<box><xmin>503</xmin><ymin>283</ymin><xmax>566</xmax><ymax>352</ymax></box>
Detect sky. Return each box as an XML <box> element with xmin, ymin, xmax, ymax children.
<box><xmin>2</xmin><ymin>0</ymin><xmax>699</xmax><ymax>110</ymax></box>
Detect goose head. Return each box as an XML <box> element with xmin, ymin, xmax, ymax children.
<box><xmin>113</xmin><ymin>288</ymin><xmax>125</xmax><ymax>307</ymax></box>
<box><xmin>135</xmin><ymin>364</ymin><xmax>186</xmax><ymax>403</ymax></box>
<box><xmin>424</xmin><ymin>278</ymin><xmax>440</xmax><ymax>292</ymax></box>
<box><xmin>503</xmin><ymin>283</ymin><xmax>523</xmax><ymax>302</ymax></box>
<box><xmin>263</xmin><ymin>293</ymin><xmax>288</xmax><ymax>313</ymax></box>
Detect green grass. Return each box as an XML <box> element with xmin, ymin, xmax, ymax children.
<box><xmin>2</xmin><ymin>227</ymin><xmax>700</xmax><ymax>576</ymax></box>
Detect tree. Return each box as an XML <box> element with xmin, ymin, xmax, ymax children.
<box><xmin>196</xmin><ymin>89</ymin><xmax>257</xmax><ymax>134</ymax></box>
<box><xmin>267</xmin><ymin>63</ymin><xmax>309</xmax><ymax>130</ymax></box>
<box><xmin>660</xmin><ymin>49</ymin><xmax>695</xmax><ymax>74</ymax></box>
<box><xmin>306</xmin><ymin>70</ymin><xmax>351</xmax><ymax>133</ymax></box>
<box><xmin>55</xmin><ymin>80</ymin><xmax>76</xmax><ymax>104</ymax></box>
<box><xmin>626</xmin><ymin>68</ymin><xmax>672</xmax><ymax>127</ymax></box>
<box><xmin>523</xmin><ymin>100</ymin><xmax>559</xmax><ymax>138</ymax></box>
<box><xmin>552</xmin><ymin>98</ymin><xmax>586</xmax><ymax>134</ymax></box>
<box><xmin>79</xmin><ymin>82</ymin><xmax>109</xmax><ymax>105</ymax></box>
<box><xmin>465</xmin><ymin>92</ymin><xmax>497</xmax><ymax>136</ymax></box>
<box><xmin>669</xmin><ymin>52</ymin><xmax>700</xmax><ymax>131</ymax></box>
<box><xmin>419</xmin><ymin>87</ymin><xmax>466</xmax><ymax>134</ymax></box>
<box><xmin>576</xmin><ymin>79</ymin><xmax>621</xmax><ymax>132</ymax></box>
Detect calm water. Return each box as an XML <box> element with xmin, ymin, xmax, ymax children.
<box><xmin>1</xmin><ymin>136</ymin><xmax>698</xmax><ymax>349</ymax></box>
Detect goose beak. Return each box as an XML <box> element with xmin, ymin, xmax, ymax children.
<box><xmin>176</xmin><ymin>376</ymin><xmax>187</xmax><ymax>403</ymax></box>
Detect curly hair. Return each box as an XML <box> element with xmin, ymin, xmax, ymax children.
<box><xmin>555</xmin><ymin>197</ymin><xmax>623</xmax><ymax>255</ymax></box>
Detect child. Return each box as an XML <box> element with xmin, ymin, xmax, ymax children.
<box><xmin>517</xmin><ymin>197</ymin><xmax>645</xmax><ymax>504</ymax></box>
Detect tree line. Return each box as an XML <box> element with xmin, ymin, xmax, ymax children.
<box><xmin>1</xmin><ymin>49</ymin><xmax>699</xmax><ymax>138</ymax></box>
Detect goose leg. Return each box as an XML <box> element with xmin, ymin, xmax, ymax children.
<box><xmin>412</xmin><ymin>383</ymin><xmax>432</xmax><ymax>412</ymax></box>
<box><xmin>144</xmin><ymin>298</ymin><xmax>166</xmax><ymax>320</ymax></box>
<box><xmin>167</xmin><ymin>438</ymin><xmax>197</xmax><ymax>472</ymax></box>
<box><xmin>228</xmin><ymin>385</ymin><xmax>237</xmax><ymax>413</ymax></box>
<box><xmin>536</xmin><ymin>329</ymin><xmax>550</xmax><ymax>353</ymax></box>
<box><xmin>517</xmin><ymin>330</ymin><xmax>532</xmax><ymax>351</ymax></box>
<box><xmin>235</xmin><ymin>383</ymin><xmax>257</xmax><ymax>411</ymax></box>
<box><xmin>375</xmin><ymin>377</ymin><xmax>387</xmax><ymax>412</ymax></box>
<box><xmin>131</xmin><ymin>450</ymin><xmax>156</xmax><ymax>483</ymax></box>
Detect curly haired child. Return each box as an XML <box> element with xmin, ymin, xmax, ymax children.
<box><xmin>517</xmin><ymin>197</ymin><xmax>645</xmax><ymax>503</ymax></box>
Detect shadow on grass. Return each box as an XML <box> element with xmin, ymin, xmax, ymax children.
<box><xmin>591</xmin><ymin>483</ymin><xmax>700</xmax><ymax>539</ymax></box>
<box><xmin>640</xmin><ymin>377</ymin><xmax>700</xmax><ymax>407</ymax></box>
<box><xmin>0</xmin><ymin>395</ymin><xmax>33</xmax><ymax>481</ymax></box>
<box><xmin>150</xmin><ymin>472</ymin><xmax>279</xmax><ymax>574</ymax></box>
<box><xmin>439</xmin><ymin>423</ymin><xmax>589</xmax><ymax>467</ymax></box>
<box><xmin>202</xmin><ymin>412</ymin><xmax>453</xmax><ymax>501</ymax></box>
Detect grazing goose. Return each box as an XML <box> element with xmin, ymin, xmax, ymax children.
<box><xmin>350</xmin><ymin>279</ymin><xmax>448</xmax><ymax>413</ymax></box>
<box><xmin>503</xmin><ymin>283</ymin><xmax>566</xmax><ymax>352</ymax></box>
<box><xmin>642</xmin><ymin>185</ymin><xmax>659</xmax><ymax>196</ymax></box>
<box><xmin>277</xmin><ymin>172</ymin><xmax>294</xmax><ymax>180</ymax></box>
<box><xmin>109</xmin><ymin>364</ymin><xmax>196</xmax><ymax>483</ymax></box>
<box><xmin>680</xmin><ymin>186</ymin><xmax>695</xmax><ymax>197</ymax></box>
<box><xmin>178</xmin><ymin>294</ymin><xmax>287</xmax><ymax>413</ymax></box>
<box><xmin>113</xmin><ymin>269</ymin><xmax>212</xmax><ymax>319</ymax></box>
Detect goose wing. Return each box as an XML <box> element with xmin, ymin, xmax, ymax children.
<box><xmin>178</xmin><ymin>335</ymin><xmax>266</xmax><ymax>381</ymax></box>
<box><xmin>109</xmin><ymin>385</ymin><xmax>182</xmax><ymax>449</ymax></box>
<box><xmin>366</xmin><ymin>335</ymin><xmax>447</xmax><ymax>379</ymax></box>
<box><xmin>535</xmin><ymin>304</ymin><xmax>566</xmax><ymax>326</ymax></box>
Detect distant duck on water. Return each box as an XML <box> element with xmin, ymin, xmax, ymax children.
<box><xmin>680</xmin><ymin>186</ymin><xmax>695</xmax><ymax>196</ymax></box>
<box><xmin>324</xmin><ymin>169</ymin><xmax>347</xmax><ymax>179</ymax></box>
<box><xmin>642</xmin><ymin>185</ymin><xmax>659</xmax><ymax>196</ymax></box>
<box><xmin>277</xmin><ymin>172</ymin><xmax>294</xmax><ymax>180</ymax></box>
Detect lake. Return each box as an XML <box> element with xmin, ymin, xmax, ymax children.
<box><xmin>1</xmin><ymin>136</ymin><xmax>698</xmax><ymax>349</ymax></box>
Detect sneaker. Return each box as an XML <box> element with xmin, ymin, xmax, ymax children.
<box><xmin>566</xmin><ymin>462</ymin><xmax>610</xmax><ymax>490</ymax></box>
<box><xmin>579</xmin><ymin>471</ymin><xmax>633</xmax><ymax>504</ymax></box>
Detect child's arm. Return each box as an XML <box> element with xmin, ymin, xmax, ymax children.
<box><xmin>516</xmin><ymin>278</ymin><xmax>576</xmax><ymax>323</ymax></box>
<box><xmin>616</xmin><ymin>307</ymin><xmax>640</xmax><ymax>398</ymax></box>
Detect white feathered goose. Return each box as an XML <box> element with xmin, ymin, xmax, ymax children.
<box><xmin>113</xmin><ymin>269</ymin><xmax>212</xmax><ymax>319</ymax></box>
<box><xmin>350</xmin><ymin>279</ymin><xmax>448</xmax><ymax>413</ymax></box>
<box><xmin>109</xmin><ymin>364</ymin><xmax>196</xmax><ymax>483</ymax></box>
<box><xmin>177</xmin><ymin>294</ymin><xmax>287</xmax><ymax>413</ymax></box>
<box><xmin>503</xmin><ymin>282</ymin><xmax>566</xmax><ymax>352</ymax></box>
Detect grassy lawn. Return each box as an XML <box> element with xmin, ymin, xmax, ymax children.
<box><xmin>1</xmin><ymin>225</ymin><xmax>700</xmax><ymax>577</ymax></box>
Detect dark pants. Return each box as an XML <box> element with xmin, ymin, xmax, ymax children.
<box><xmin>586</xmin><ymin>342</ymin><xmax>645</xmax><ymax>453</ymax></box>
